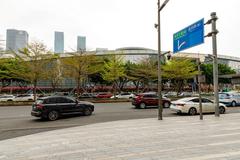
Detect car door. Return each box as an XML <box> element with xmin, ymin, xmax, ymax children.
<box><xmin>55</xmin><ymin>97</ymin><xmax>77</xmax><ymax>114</ymax></box>
<box><xmin>44</xmin><ymin>97</ymin><xmax>58</xmax><ymax>111</ymax></box>
<box><xmin>151</xmin><ymin>94</ymin><xmax>159</xmax><ymax>106</ymax></box>
<box><xmin>201</xmin><ymin>98</ymin><xmax>214</xmax><ymax>113</ymax></box>
<box><xmin>234</xmin><ymin>94</ymin><xmax>240</xmax><ymax>104</ymax></box>
<box><xmin>142</xmin><ymin>95</ymin><xmax>152</xmax><ymax>106</ymax></box>
<box><xmin>144</xmin><ymin>94</ymin><xmax>157</xmax><ymax>106</ymax></box>
<box><xmin>190</xmin><ymin>98</ymin><xmax>200</xmax><ymax>112</ymax></box>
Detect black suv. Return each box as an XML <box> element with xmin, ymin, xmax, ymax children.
<box><xmin>31</xmin><ymin>96</ymin><xmax>94</xmax><ymax>121</ymax></box>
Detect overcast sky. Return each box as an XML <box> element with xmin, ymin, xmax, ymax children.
<box><xmin>1</xmin><ymin>0</ymin><xmax>240</xmax><ymax>57</ymax></box>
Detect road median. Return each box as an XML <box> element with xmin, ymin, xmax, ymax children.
<box><xmin>0</xmin><ymin>98</ymin><xmax>132</xmax><ymax>107</ymax></box>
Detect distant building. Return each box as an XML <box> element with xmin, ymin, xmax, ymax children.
<box><xmin>96</xmin><ymin>48</ymin><xmax>108</xmax><ymax>54</ymax></box>
<box><xmin>54</xmin><ymin>31</ymin><xmax>64</xmax><ymax>53</ymax></box>
<box><xmin>77</xmin><ymin>36</ymin><xmax>86</xmax><ymax>52</ymax></box>
<box><xmin>174</xmin><ymin>52</ymin><xmax>240</xmax><ymax>73</ymax></box>
<box><xmin>6</xmin><ymin>29</ymin><xmax>28</xmax><ymax>52</ymax></box>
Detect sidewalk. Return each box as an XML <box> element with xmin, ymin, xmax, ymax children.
<box><xmin>1</xmin><ymin>113</ymin><xmax>240</xmax><ymax>160</ymax></box>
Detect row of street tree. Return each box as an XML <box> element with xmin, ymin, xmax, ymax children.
<box><xmin>0</xmin><ymin>41</ymin><xmax>236</xmax><ymax>100</ymax></box>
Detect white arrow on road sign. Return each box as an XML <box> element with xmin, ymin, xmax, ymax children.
<box><xmin>178</xmin><ymin>40</ymin><xmax>186</xmax><ymax>50</ymax></box>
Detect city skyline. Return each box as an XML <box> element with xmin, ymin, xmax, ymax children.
<box><xmin>0</xmin><ymin>0</ymin><xmax>240</xmax><ymax>56</ymax></box>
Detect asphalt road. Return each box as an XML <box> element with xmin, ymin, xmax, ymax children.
<box><xmin>0</xmin><ymin>102</ymin><xmax>240</xmax><ymax>141</ymax></box>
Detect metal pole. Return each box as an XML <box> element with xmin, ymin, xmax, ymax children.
<box><xmin>157</xmin><ymin>0</ymin><xmax>163</xmax><ymax>120</ymax></box>
<box><xmin>198</xmin><ymin>59</ymin><xmax>203</xmax><ymax>120</ymax></box>
<box><xmin>211</xmin><ymin>12</ymin><xmax>219</xmax><ymax>117</ymax></box>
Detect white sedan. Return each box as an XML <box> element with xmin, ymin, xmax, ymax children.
<box><xmin>111</xmin><ymin>93</ymin><xmax>135</xmax><ymax>99</ymax></box>
<box><xmin>13</xmin><ymin>94</ymin><xmax>35</xmax><ymax>101</ymax></box>
<box><xmin>170</xmin><ymin>97</ymin><xmax>227</xmax><ymax>115</ymax></box>
<box><xmin>0</xmin><ymin>95</ymin><xmax>15</xmax><ymax>102</ymax></box>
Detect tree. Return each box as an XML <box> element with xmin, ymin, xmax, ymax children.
<box><xmin>43</xmin><ymin>56</ymin><xmax>62</xmax><ymax>92</ymax></box>
<box><xmin>60</xmin><ymin>51</ymin><xmax>100</xmax><ymax>96</ymax></box>
<box><xmin>162</xmin><ymin>58</ymin><xmax>199</xmax><ymax>95</ymax></box>
<box><xmin>101</xmin><ymin>54</ymin><xmax>125</xmax><ymax>97</ymax></box>
<box><xmin>0</xmin><ymin>57</ymin><xmax>31</xmax><ymax>94</ymax></box>
<box><xmin>201</xmin><ymin>63</ymin><xmax>236</xmax><ymax>84</ymax></box>
<box><xmin>126</xmin><ymin>57</ymin><xmax>157</xmax><ymax>92</ymax></box>
<box><xmin>11</xmin><ymin>41</ymin><xmax>54</xmax><ymax>100</ymax></box>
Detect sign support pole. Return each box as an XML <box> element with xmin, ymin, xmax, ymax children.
<box><xmin>198</xmin><ymin>58</ymin><xmax>203</xmax><ymax>120</ymax></box>
<box><xmin>211</xmin><ymin>12</ymin><xmax>219</xmax><ymax>117</ymax></box>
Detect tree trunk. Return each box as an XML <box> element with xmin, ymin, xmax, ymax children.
<box><xmin>33</xmin><ymin>80</ymin><xmax>37</xmax><ymax>101</ymax></box>
<box><xmin>76</xmin><ymin>77</ymin><xmax>80</xmax><ymax>97</ymax></box>
<box><xmin>113</xmin><ymin>82</ymin><xmax>117</xmax><ymax>99</ymax></box>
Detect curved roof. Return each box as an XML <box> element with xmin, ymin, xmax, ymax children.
<box><xmin>116</xmin><ymin>47</ymin><xmax>155</xmax><ymax>51</ymax></box>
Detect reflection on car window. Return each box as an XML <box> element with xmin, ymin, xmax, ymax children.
<box><xmin>45</xmin><ymin>98</ymin><xmax>56</xmax><ymax>104</ymax></box>
<box><xmin>55</xmin><ymin>97</ymin><xmax>75</xmax><ymax>103</ymax></box>
<box><xmin>191</xmin><ymin>98</ymin><xmax>199</xmax><ymax>103</ymax></box>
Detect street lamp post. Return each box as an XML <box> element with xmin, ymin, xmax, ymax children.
<box><xmin>157</xmin><ymin>0</ymin><xmax>170</xmax><ymax>120</ymax></box>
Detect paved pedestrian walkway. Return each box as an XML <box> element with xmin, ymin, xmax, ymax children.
<box><xmin>1</xmin><ymin>113</ymin><xmax>240</xmax><ymax>160</ymax></box>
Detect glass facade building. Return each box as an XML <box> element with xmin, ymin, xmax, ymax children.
<box><xmin>6</xmin><ymin>29</ymin><xmax>28</xmax><ymax>52</ymax></box>
<box><xmin>54</xmin><ymin>31</ymin><xmax>64</xmax><ymax>53</ymax></box>
<box><xmin>77</xmin><ymin>36</ymin><xmax>86</xmax><ymax>52</ymax></box>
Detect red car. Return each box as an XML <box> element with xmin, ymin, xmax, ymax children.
<box><xmin>96</xmin><ymin>93</ymin><xmax>113</xmax><ymax>98</ymax></box>
<box><xmin>132</xmin><ymin>92</ymin><xmax>171</xmax><ymax>109</ymax></box>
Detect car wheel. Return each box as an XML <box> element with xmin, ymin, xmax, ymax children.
<box><xmin>163</xmin><ymin>102</ymin><xmax>170</xmax><ymax>108</ymax></box>
<box><xmin>7</xmin><ymin>99</ymin><xmax>13</xmax><ymax>102</ymax></box>
<box><xmin>219</xmin><ymin>106</ymin><xmax>225</xmax><ymax>114</ymax></box>
<box><xmin>231</xmin><ymin>101</ymin><xmax>237</xmax><ymax>107</ymax></box>
<box><xmin>188</xmin><ymin>107</ymin><xmax>197</xmax><ymax>115</ymax></box>
<box><xmin>48</xmin><ymin>110</ymin><xmax>59</xmax><ymax>121</ymax></box>
<box><xmin>83</xmin><ymin>107</ymin><xmax>92</xmax><ymax>116</ymax></box>
<box><xmin>140</xmin><ymin>102</ymin><xmax>146</xmax><ymax>109</ymax></box>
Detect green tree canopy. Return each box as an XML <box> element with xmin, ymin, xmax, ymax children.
<box><xmin>162</xmin><ymin>58</ymin><xmax>199</xmax><ymax>94</ymax></box>
<box><xmin>201</xmin><ymin>63</ymin><xmax>236</xmax><ymax>84</ymax></box>
<box><xmin>60</xmin><ymin>51</ymin><xmax>101</xmax><ymax>96</ymax></box>
<box><xmin>101</xmin><ymin>54</ymin><xmax>125</xmax><ymax>96</ymax></box>
<box><xmin>11</xmin><ymin>41</ymin><xmax>54</xmax><ymax>100</ymax></box>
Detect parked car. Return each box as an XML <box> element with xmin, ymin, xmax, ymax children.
<box><xmin>111</xmin><ymin>92</ymin><xmax>135</xmax><ymax>99</ymax></box>
<box><xmin>13</xmin><ymin>94</ymin><xmax>34</xmax><ymax>101</ymax></box>
<box><xmin>96</xmin><ymin>93</ymin><xmax>113</xmax><ymax>98</ymax></box>
<box><xmin>52</xmin><ymin>92</ymin><xmax>70</xmax><ymax>96</ymax></box>
<box><xmin>78</xmin><ymin>93</ymin><xmax>95</xmax><ymax>99</ymax></box>
<box><xmin>132</xmin><ymin>92</ymin><xmax>171</xmax><ymax>109</ymax></box>
<box><xmin>0</xmin><ymin>95</ymin><xmax>15</xmax><ymax>102</ymax></box>
<box><xmin>31</xmin><ymin>96</ymin><xmax>94</xmax><ymax>121</ymax></box>
<box><xmin>170</xmin><ymin>97</ymin><xmax>227</xmax><ymax>115</ymax></box>
<box><xmin>219</xmin><ymin>92</ymin><xmax>240</xmax><ymax>107</ymax></box>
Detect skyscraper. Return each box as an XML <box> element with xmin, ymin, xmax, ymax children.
<box><xmin>77</xmin><ymin>36</ymin><xmax>86</xmax><ymax>52</ymax></box>
<box><xmin>6</xmin><ymin>29</ymin><xmax>28</xmax><ymax>52</ymax></box>
<box><xmin>54</xmin><ymin>31</ymin><xmax>64</xmax><ymax>53</ymax></box>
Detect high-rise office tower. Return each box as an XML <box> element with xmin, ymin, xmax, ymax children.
<box><xmin>6</xmin><ymin>29</ymin><xmax>29</xmax><ymax>52</ymax></box>
<box><xmin>54</xmin><ymin>31</ymin><xmax>64</xmax><ymax>53</ymax></box>
<box><xmin>77</xmin><ymin>36</ymin><xmax>86</xmax><ymax>52</ymax></box>
<box><xmin>0</xmin><ymin>40</ymin><xmax>4</xmax><ymax>51</ymax></box>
